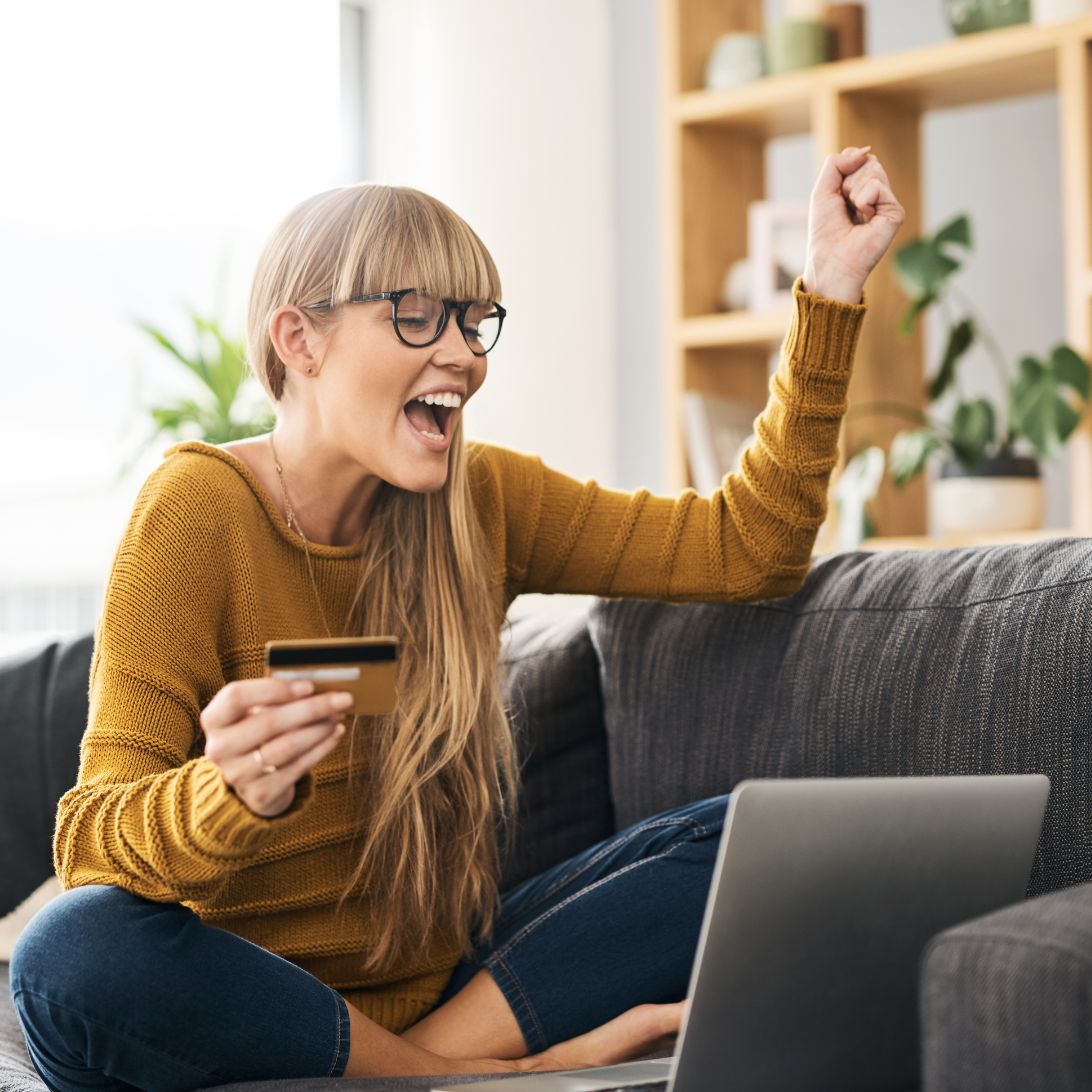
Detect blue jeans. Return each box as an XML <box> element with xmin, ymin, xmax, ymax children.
<box><xmin>10</xmin><ymin>794</ymin><xmax>727</xmax><ymax>1091</ymax></box>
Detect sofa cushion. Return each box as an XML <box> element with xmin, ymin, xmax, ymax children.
<box><xmin>588</xmin><ymin>539</ymin><xmax>1092</xmax><ymax>897</ymax></box>
<box><xmin>920</xmin><ymin>881</ymin><xmax>1092</xmax><ymax>1092</ymax></box>
<box><xmin>0</xmin><ymin>636</ymin><xmax>92</xmax><ymax>918</ymax></box>
<box><xmin>498</xmin><ymin>606</ymin><xmax>612</xmax><ymax>890</ymax></box>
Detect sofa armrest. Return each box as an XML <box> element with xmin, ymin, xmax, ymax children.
<box><xmin>920</xmin><ymin>883</ymin><xmax>1092</xmax><ymax>1092</ymax></box>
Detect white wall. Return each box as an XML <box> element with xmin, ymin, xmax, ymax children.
<box><xmin>364</xmin><ymin>0</ymin><xmax>616</xmax><ymax>486</ymax></box>
<box><xmin>1</xmin><ymin>0</ymin><xmax>345</xmax><ymax>591</ymax></box>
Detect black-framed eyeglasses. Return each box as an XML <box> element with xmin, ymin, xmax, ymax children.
<box><xmin>309</xmin><ymin>288</ymin><xmax>505</xmax><ymax>356</ymax></box>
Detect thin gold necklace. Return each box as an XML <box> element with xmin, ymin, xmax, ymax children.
<box><xmin>268</xmin><ymin>432</ymin><xmax>338</xmax><ymax>638</ymax></box>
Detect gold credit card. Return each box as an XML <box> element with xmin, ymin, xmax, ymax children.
<box><xmin>264</xmin><ymin>637</ymin><xmax>399</xmax><ymax>715</ymax></box>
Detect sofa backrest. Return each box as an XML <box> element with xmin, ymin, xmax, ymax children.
<box><xmin>588</xmin><ymin>539</ymin><xmax>1092</xmax><ymax>897</ymax></box>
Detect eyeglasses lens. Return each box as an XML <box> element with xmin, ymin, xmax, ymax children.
<box><xmin>394</xmin><ymin>292</ymin><xmax>501</xmax><ymax>354</ymax></box>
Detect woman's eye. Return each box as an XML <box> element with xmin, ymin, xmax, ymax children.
<box><xmin>399</xmin><ymin>316</ymin><xmax>429</xmax><ymax>329</ymax></box>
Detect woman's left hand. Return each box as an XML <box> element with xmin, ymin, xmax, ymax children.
<box><xmin>802</xmin><ymin>146</ymin><xmax>906</xmax><ymax>305</ymax></box>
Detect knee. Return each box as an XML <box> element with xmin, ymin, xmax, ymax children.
<box><xmin>11</xmin><ymin>884</ymin><xmax>173</xmax><ymax>1013</ymax></box>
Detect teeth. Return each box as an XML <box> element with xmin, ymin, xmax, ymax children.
<box><xmin>415</xmin><ymin>392</ymin><xmax>462</xmax><ymax>408</ymax></box>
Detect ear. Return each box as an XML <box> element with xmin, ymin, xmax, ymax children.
<box><xmin>269</xmin><ymin>305</ymin><xmax>324</xmax><ymax>380</ymax></box>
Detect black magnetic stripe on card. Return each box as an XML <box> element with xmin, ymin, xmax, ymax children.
<box><xmin>267</xmin><ymin>644</ymin><xmax>398</xmax><ymax>666</ymax></box>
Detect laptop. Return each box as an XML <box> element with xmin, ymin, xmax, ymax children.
<box><xmin>434</xmin><ymin>774</ymin><xmax>1050</xmax><ymax>1092</ymax></box>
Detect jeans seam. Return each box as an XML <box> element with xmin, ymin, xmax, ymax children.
<box><xmin>511</xmin><ymin>816</ymin><xmax>711</xmax><ymax>921</ymax></box>
<box><xmin>489</xmin><ymin>837</ymin><xmax>707</xmax><ymax>965</ymax></box>
<box><xmin>12</xmin><ymin>986</ymin><xmax>229</xmax><ymax>1086</ymax></box>
<box><xmin>487</xmin><ymin>954</ymin><xmax>549</xmax><ymax>1055</ymax></box>
<box><xmin>327</xmin><ymin>991</ymin><xmax>349</xmax><ymax>1077</ymax></box>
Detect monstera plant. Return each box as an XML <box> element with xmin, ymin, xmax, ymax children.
<box><xmin>837</xmin><ymin>213</ymin><xmax>1090</xmax><ymax>544</ymax></box>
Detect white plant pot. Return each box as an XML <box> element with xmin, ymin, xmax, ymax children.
<box><xmin>1031</xmin><ymin>0</ymin><xmax>1092</xmax><ymax>23</ymax></box>
<box><xmin>930</xmin><ymin>472</ymin><xmax>1044</xmax><ymax>536</ymax></box>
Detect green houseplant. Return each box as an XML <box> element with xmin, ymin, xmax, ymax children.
<box><xmin>837</xmin><ymin>212</ymin><xmax>1090</xmax><ymax>544</ymax></box>
<box><xmin>124</xmin><ymin>309</ymin><xmax>274</xmax><ymax>473</ymax></box>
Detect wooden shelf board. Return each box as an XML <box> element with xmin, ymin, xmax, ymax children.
<box><xmin>679</xmin><ymin>310</ymin><xmax>791</xmax><ymax>348</ymax></box>
<box><xmin>859</xmin><ymin>528</ymin><xmax>1085</xmax><ymax>552</ymax></box>
<box><xmin>676</xmin><ymin>15</ymin><xmax>1092</xmax><ymax>133</ymax></box>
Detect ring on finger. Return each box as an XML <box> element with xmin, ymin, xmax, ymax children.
<box><xmin>253</xmin><ymin>746</ymin><xmax>278</xmax><ymax>775</ymax></box>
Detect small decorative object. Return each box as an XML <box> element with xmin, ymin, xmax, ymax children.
<box><xmin>718</xmin><ymin>258</ymin><xmax>753</xmax><ymax>312</ymax></box>
<box><xmin>705</xmin><ymin>33</ymin><xmax>765</xmax><ymax>90</ymax></box>
<box><xmin>842</xmin><ymin>212</ymin><xmax>1090</xmax><ymax>538</ymax></box>
<box><xmin>786</xmin><ymin>0</ymin><xmax>826</xmax><ymax>16</ymax></box>
<box><xmin>832</xmin><ymin>446</ymin><xmax>885</xmax><ymax>551</ymax></box>
<box><xmin>765</xmin><ymin>20</ymin><xmax>832</xmax><ymax>75</ymax></box>
<box><xmin>681</xmin><ymin>390</ymin><xmax>762</xmax><ymax>494</ymax></box>
<box><xmin>944</xmin><ymin>0</ymin><xmax>1031</xmax><ymax>35</ymax></box>
<box><xmin>748</xmin><ymin>200</ymin><xmax>810</xmax><ymax>312</ymax></box>
<box><xmin>1031</xmin><ymin>0</ymin><xmax>1092</xmax><ymax>23</ymax></box>
<box><xmin>824</xmin><ymin>3</ymin><xmax>867</xmax><ymax>60</ymax></box>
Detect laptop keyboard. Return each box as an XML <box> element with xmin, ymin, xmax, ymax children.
<box><xmin>598</xmin><ymin>1083</ymin><xmax>669</xmax><ymax>1091</ymax></box>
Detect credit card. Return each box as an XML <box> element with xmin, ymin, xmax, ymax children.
<box><xmin>264</xmin><ymin>637</ymin><xmax>399</xmax><ymax>715</ymax></box>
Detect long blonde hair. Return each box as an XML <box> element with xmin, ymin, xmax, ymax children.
<box><xmin>246</xmin><ymin>184</ymin><xmax>518</xmax><ymax>976</ymax></box>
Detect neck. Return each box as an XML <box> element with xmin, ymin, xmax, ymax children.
<box><xmin>268</xmin><ymin>424</ymin><xmax>380</xmax><ymax>547</ymax></box>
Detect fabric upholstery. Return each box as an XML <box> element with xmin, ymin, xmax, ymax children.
<box><xmin>920</xmin><ymin>882</ymin><xmax>1092</xmax><ymax>1092</ymax></box>
<box><xmin>588</xmin><ymin>539</ymin><xmax>1092</xmax><ymax>896</ymax></box>
<box><xmin>497</xmin><ymin>606</ymin><xmax>612</xmax><ymax>891</ymax></box>
<box><xmin>0</xmin><ymin>636</ymin><xmax>92</xmax><ymax>918</ymax></box>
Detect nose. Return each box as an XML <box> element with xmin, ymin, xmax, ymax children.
<box><xmin>431</xmin><ymin>308</ymin><xmax>477</xmax><ymax>367</ymax></box>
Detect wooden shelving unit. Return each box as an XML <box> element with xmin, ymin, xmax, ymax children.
<box><xmin>662</xmin><ymin>2</ymin><xmax>1092</xmax><ymax>542</ymax></box>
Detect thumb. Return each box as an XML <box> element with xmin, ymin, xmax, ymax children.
<box><xmin>814</xmin><ymin>146</ymin><xmax>872</xmax><ymax>197</ymax></box>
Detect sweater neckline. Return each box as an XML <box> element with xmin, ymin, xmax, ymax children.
<box><xmin>165</xmin><ymin>440</ymin><xmax>366</xmax><ymax>560</ymax></box>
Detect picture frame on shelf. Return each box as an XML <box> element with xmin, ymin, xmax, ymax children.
<box><xmin>681</xmin><ymin>390</ymin><xmax>763</xmax><ymax>494</ymax></box>
<box><xmin>748</xmin><ymin>200</ymin><xmax>810</xmax><ymax>312</ymax></box>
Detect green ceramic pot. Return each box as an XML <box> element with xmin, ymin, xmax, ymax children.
<box><xmin>944</xmin><ymin>0</ymin><xmax>1031</xmax><ymax>34</ymax></box>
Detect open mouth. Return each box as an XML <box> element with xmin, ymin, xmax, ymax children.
<box><xmin>403</xmin><ymin>399</ymin><xmax>454</xmax><ymax>440</ymax></box>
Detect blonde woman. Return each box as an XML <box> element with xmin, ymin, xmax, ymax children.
<box><xmin>11</xmin><ymin>147</ymin><xmax>902</xmax><ymax>1089</ymax></box>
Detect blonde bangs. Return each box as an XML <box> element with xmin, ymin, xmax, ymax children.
<box><xmin>330</xmin><ymin>187</ymin><xmax>502</xmax><ymax>306</ymax></box>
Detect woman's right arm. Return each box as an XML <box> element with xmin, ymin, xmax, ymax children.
<box><xmin>52</xmin><ymin>459</ymin><xmax>332</xmax><ymax>902</ymax></box>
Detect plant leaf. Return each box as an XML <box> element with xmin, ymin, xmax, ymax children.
<box><xmin>934</xmin><ymin>214</ymin><xmax>972</xmax><ymax>250</ymax></box>
<box><xmin>893</xmin><ymin>239</ymin><xmax>960</xmax><ymax>300</ymax></box>
<box><xmin>949</xmin><ymin>398</ymin><xmax>996</xmax><ymax>467</ymax></box>
<box><xmin>889</xmin><ymin>428</ymin><xmax>940</xmax><ymax>487</ymax></box>
<box><xmin>1050</xmin><ymin>343</ymin><xmax>1091</xmax><ymax>402</ymax></box>
<box><xmin>137</xmin><ymin>320</ymin><xmax>214</xmax><ymax>393</ymax></box>
<box><xmin>927</xmin><ymin>317</ymin><xmax>975</xmax><ymax>401</ymax></box>
<box><xmin>1010</xmin><ymin>353</ymin><xmax>1086</xmax><ymax>456</ymax></box>
<box><xmin>898</xmin><ymin>293</ymin><xmax>935</xmax><ymax>338</ymax></box>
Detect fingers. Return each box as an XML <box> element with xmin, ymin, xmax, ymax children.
<box><xmin>201</xmin><ymin>676</ymin><xmax>317</xmax><ymax>733</ymax></box>
<box><xmin>217</xmin><ymin>715</ymin><xmax>346</xmax><ymax>789</ymax></box>
<box><xmin>812</xmin><ymin>145</ymin><xmax>872</xmax><ymax>198</ymax></box>
<box><xmin>229</xmin><ymin>721</ymin><xmax>347</xmax><ymax>818</ymax></box>
<box><xmin>204</xmin><ymin>690</ymin><xmax>354</xmax><ymax>764</ymax></box>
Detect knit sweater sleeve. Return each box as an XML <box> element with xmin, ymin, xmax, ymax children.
<box><xmin>477</xmin><ymin>279</ymin><xmax>866</xmax><ymax>604</ymax></box>
<box><xmin>53</xmin><ymin>456</ymin><xmax>313</xmax><ymax>903</ymax></box>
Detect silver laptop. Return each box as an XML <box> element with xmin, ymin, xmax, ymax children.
<box><xmin>434</xmin><ymin>774</ymin><xmax>1050</xmax><ymax>1092</ymax></box>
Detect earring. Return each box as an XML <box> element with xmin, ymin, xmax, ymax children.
<box><xmin>307</xmin><ymin>367</ymin><xmax>315</xmax><ymax>376</ymax></box>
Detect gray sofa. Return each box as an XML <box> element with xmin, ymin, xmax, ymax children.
<box><xmin>3</xmin><ymin>539</ymin><xmax>1092</xmax><ymax>1091</ymax></box>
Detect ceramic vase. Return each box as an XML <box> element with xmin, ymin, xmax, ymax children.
<box><xmin>929</xmin><ymin>455</ymin><xmax>1044</xmax><ymax>535</ymax></box>
<box><xmin>944</xmin><ymin>0</ymin><xmax>1031</xmax><ymax>34</ymax></box>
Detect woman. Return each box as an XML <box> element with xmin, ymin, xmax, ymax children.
<box><xmin>11</xmin><ymin>146</ymin><xmax>902</xmax><ymax>1089</ymax></box>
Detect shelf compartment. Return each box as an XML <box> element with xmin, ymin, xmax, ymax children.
<box><xmin>679</xmin><ymin>310</ymin><xmax>790</xmax><ymax>348</ymax></box>
<box><xmin>676</xmin><ymin>15</ymin><xmax>1092</xmax><ymax>133</ymax></box>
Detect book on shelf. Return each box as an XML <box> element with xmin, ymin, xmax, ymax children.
<box><xmin>681</xmin><ymin>390</ymin><xmax>763</xmax><ymax>494</ymax></box>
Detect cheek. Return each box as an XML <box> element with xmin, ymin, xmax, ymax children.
<box><xmin>470</xmin><ymin>360</ymin><xmax>488</xmax><ymax>396</ymax></box>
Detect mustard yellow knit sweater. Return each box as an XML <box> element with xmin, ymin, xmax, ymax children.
<box><xmin>54</xmin><ymin>280</ymin><xmax>866</xmax><ymax>1034</ymax></box>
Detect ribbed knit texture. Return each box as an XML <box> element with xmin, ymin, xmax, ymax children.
<box><xmin>53</xmin><ymin>278</ymin><xmax>866</xmax><ymax>1034</ymax></box>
